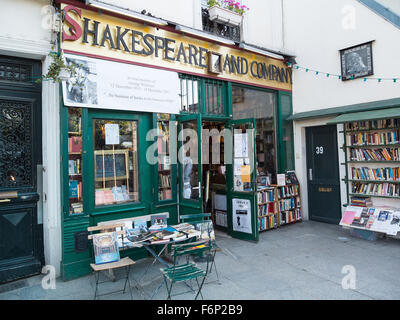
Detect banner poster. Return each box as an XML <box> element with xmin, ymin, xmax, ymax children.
<box><xmin>62</xmin><ymin>53</ymin><xmax>181</xmax><ymax>114</ymax></box>
<box><xmin>233</xmin><ymin>199</ymin><xmax>252</xmax><ymax>234</ymax></box>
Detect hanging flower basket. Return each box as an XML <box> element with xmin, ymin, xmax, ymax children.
<box><xmin>208</xmin><ymin>5</ymin><xmax>243</xmax><ymax>27</ymax></box>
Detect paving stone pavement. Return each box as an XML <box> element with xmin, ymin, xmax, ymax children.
<box><xmin>1</xmin><ymin>221</ymin><xmax>399</xmax><ymax>300</ymax></box>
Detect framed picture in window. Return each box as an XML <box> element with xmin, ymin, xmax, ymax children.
<box><xmin>340</xmin><ymin>41</ymin><xmax>374</xmax><ymax>81</ymax></box>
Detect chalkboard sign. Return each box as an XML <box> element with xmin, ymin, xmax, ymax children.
<box><xmin>95</xmin><ymin>150</ymin><xmax>128</xmax><ymax>181</ymax></box>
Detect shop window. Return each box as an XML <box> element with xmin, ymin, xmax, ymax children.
<box><xmin>205</xmin><ymin>80</ymin><xmax>224</xmax><ymax>115</ymax></box>
<box><xmin>157</xmin><ymin>114</ymin><xmax>173</xmax><ymax>201</ymax></box>
<box><xmin>93</xmin><ymin>119</ymin><xmax>140</xmax><ymax>206</ymax></box>
<box><xmin>232</xmin><ymin>86</ymin><xmax>277</xmax><ymax>184</ymax></box>
<box><xmin>68</xmin><ymin>108</ymin><xmax>84</xmax><ymax>215</ymax></box>
<box><xmin>180</xmin><ymin>76</ymin><xmax>200</xmax><ymax>113</ymax></box>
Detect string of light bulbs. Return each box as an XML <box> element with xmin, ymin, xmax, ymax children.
<box><xmin>287</xmin><ymin>62</ymin><xmax>399</xmax><ymax>83</ymax></box>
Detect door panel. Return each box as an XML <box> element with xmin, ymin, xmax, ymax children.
<box><xmin>0</xmin><ymin>56</ymin><xmax>43</xmax><ymax>283</ymax></box>
<box><xmin>178</xmin><ymin>114</ymin><xmax>203</xmax><ymax>216</ymax></box>
<box><xmin>227</xmin><ymin>119</ymin><xmax>259</xmax><ymax>242</ymax></box>
<box><xmin>306</xmin><ymin>125</ymin><xmax>342</xmax><ymax>224</ymax></box>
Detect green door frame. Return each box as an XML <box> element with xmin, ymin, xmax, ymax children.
<box><xmin>85</xmin><ymin>110</ymin><xmax>153</xmax><ymax>219</ymax></box>
<box><xmin>177</xmin><ymin>113</ymin><xmax>204</xmax><ymax>216</ymax></box>
<box><xmin>227</xmin><ymin>118</ymin><xmax>259</xmax><ymax>242</ymax></box>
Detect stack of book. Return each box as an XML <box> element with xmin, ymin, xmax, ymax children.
<box><xmin>350</xmin><ymin>197</ymin><xmax>373</xmax><ymax>207</ymax></box>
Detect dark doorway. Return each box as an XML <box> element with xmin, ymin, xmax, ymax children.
<box><xmin>0</xmin><ymin>55</ymin><xmax>43</xmax><ymax>283</ymax></box>
<box><xmin>306</xmin><ymin>125</ymin><xmax>342</xmax><ymax>224</ymax></box>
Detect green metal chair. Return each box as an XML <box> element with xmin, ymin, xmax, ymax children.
<box><xmin>179</xmin><ymin>213</ymin><xmax>221</xmax><ymax>283</ymax></box>
<box><xmin>160</xmin><ymin>240</ymin><xmax>212</xmax><ymax>300</ymax></box>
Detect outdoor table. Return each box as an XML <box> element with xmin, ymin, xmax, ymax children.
<box><xmin>126</xmin><ymin>228</ymin><xmax>199</xmax><ymax>299</ymax></box>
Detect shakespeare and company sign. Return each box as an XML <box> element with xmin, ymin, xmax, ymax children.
<box><xmin>61</xmin><ymin>2</ymin><xmax>292</xmax><ymax>92</ymax></box>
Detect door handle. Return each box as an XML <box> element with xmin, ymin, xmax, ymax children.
<box><xmin>0</xmin><ymin>199</ymin><xmax>11</xmax><ymax>203</ymax></box>
<box><xmin>308</xmin><ymin>169</ymin><xmax>313</xmax><ymax>181</ymax></box>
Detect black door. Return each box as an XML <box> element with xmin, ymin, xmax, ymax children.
<box><xmin>306</xmin><ymin>125</ymin><xmax>341</xmax><ymax>224</ymax></box>
<box><xmin>0</xmin><ymin>56</ymin><xmax>43</xmax><ymax>283</ymax></box>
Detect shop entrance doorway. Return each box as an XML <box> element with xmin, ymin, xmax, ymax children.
<box><xmin>306</xmin><ymin>125</ymin><xmax>342</xmax><ymax>224</ymax></box>
<box><xmin>0</xmin><ymin>56</ymin><xmax>43</xmax><ymax>283</ymax></box>
<box><xmin>177</xmin><ymin>116</ymin><xmax>260</xmax><ymax>241</ymax></box>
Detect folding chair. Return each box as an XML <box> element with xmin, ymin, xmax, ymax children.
<box><xmin>179</xmin><ymin>213</ymin><xmax>222</xmax><ymax>283</ymax></box>
<box><xmin>160</xmin><ymin>240</ymin><xmax>212</xmax><ymax>300</ymax></box>
<box><xmin>88</xmin><ymin>223</ymin><xmax>135</xmax><ymax>300</ymax></box>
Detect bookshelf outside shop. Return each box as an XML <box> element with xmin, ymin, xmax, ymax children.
<box><xmin>60</xmin><ymin>1</ymin><xmax>296</xmax><ymax>280</ymax></box>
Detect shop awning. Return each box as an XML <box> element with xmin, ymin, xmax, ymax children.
<box><xmin>327</xmin><ymin>108</ymin><xmax>400</xmax><ymax>124</ymax></box>
<box><xmin>288</xmin><ymin>97</ymin><xmax>400</xmax><ymax>121</ymax></box>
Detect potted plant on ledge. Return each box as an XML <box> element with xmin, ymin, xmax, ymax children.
<box><xmin>207</xmin><ymin>0</ymin><xmax>249</xmax><ymax>27</ymax></box>
<box><xmin>37</xmin><ymin>52</ymin><xmax>80</xmax><ymax>84</ymax></box>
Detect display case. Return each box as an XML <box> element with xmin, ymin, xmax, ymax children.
<box><xmin>68</xmin><ymin>108</ymin><xmax>84</xmax><ymax>215</ymax></box>
<box><xmin>343</xmin><ymin>118</ymin><xmax>400</xmax><ymax>200</ymax></box>
<box><xmin>157</xmin><ymin>114</ymin><xmax>173</xmax><ymax>201</ymax></box>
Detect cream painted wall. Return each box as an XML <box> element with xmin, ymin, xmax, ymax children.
<box><xmin>283</xmin><ymin>0</ymin><xmax>400</xmax><ymax>114</ymax></box>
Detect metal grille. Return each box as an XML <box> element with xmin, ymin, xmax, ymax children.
<box><xmin>202</xmin><ymin>8</ymin><xmax>241</xmax><ymax>43</ymax></box>
<box><xmin>205</xmin><ymin>79</ymin><xmax>224</xmax><ymax>115</ymax></box>
<box><xmin>179</xmin><ymin>75</ymin><xmax>200</xmax><ymax>113</ymax></box>
<box><xmin>0</xmin><ymin>62</ymin><xmax>31</xmax><ymax>83</ymax></box>
<box><xmin>0</xmin><ymin>100</ymin><xmax>33</xmax><ymax>189</ymax></box>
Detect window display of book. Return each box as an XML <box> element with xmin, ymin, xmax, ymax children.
<box><xmin>68</xmin><ymin>108</ymin><xmax>84</xmax><ymax>216</ymax></box>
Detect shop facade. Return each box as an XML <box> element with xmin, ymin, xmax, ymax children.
<box><xmin>58</xmin><ymin>1</ymin><xmax>295</xmax><ymax>280</ymax></box>
<box><xmin>284</xmin><ymin>0</ymin><xmax>400</xmax><ymax>224</ymax></box>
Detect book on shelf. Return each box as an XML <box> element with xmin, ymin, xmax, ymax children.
<box><xmin>68</xmin><ymin>159</ymin><xmax>81</xmax><ymax>175</ymax></box>
<box><xmin>351</xmin><ymin>182</ymin><xmax>400</xmax><ymax>197</ymax></box>
<box><xmin>257</xmin><ymin>188</ymin><xmax>276</xmax><ymax>203</ymax></box>
<box><xmin>277</xmin><ymin>185</ymin><xmax>299</xmax><ymax>199</ymax></box>
<box><xmin>70</xmin><ymin>202</ymin><xmax>83</xmax><ymax>214</ymax></box>
<box><xmin>69</xmin><ymin>136</ymin><xmax>82</xmax><ymax>153</ymax></box>
<box><xmin>350</xmin><ymin>148</ymin><xmax>400</xmax><ymax>161</ymax></box>
<box><xmin>259</xmin><ymin>215</ymin><xmax>278</xmax><ymax>231</ymax></box>
<box><xmin>346</xmin><ymin>119</ymin><xmax>399</xmax><ymax>131</ymax></box>
<box><xmin>69</xmin><ymin>180</ymin><xmax>82</xmax><ymax>199</ymax></box>
<box><xmin>286</xmin><ymin>171</ymin><xmax>299</xmax><ymax>185</ymax></box>
<box><xmin>348</xmin><ymin>131</ymin><xmax>399</xmax><ymax>146</ymax></box>
<box><xmin>351</xmin><ymin>167</ymin><xmax>400</xmax><ymax>181</ymax></box>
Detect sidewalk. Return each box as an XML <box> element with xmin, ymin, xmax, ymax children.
<box><xmin>1</xmin><ymin>221</ymin><xmax>400</xmax><ymax>300</ymax></box>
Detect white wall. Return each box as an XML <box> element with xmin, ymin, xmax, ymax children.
<box><xmin>285</xmin><ymin>0</ymin><xmax>400</xmax><ymax>220</ymax></box>
<box><xmin>284</xmin><ymin>0</ymin><xmax>400</xmax><ymax>114</ymax></box>
<box><xmin>242</xmin><ymin>0</ymin><xmax>284</xmax><ymax>50</ymax></box>
<box><xmin>101</xmin><ymin>0</ymin><xmax>286</xmax><ymax>52</ymax></box>
<box><xmin>0</xmin><ymin>0</ymin><xmax>61</xmax><ymax>276</ymax></box>
<box><xmin>101</xmin><ymin>0</ymin><xmax>203</xmax><ymax>29</ymax></box>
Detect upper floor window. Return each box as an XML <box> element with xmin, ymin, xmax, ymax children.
<box><xmin>201</xmin><ymin>0</ymin><xmax>241</xmax><ymax>43</ymax></box>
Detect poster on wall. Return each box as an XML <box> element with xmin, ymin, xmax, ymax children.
<box><xmin>340</xmin><ymin>41</ymin><xmax>374</xmax><ymax>81</ymax></box>
<box><xmin>232</xmin><ymin>199</ymin><xmax>252</xmax><ymax>234</ymax></box>
<box><xmin>62</xmin><ymin>54</ymin><xmax>181</xmax><ymax>114</ymax></box>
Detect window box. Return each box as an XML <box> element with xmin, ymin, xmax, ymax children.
<box><xmin>208</xmin><ymin>5</ymin><xmax>243</xmax><ymax>27</ymax></box>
